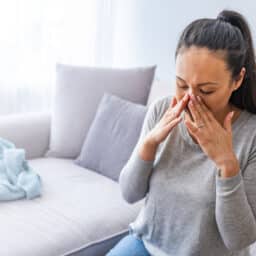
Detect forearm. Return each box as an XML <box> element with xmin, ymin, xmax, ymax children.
<box><xmin>119</xmin><ymin>140</ymin><xmax>157</xmax><ymax>204</ymax></box>
<box><xmin>215</xmin><ymin>171</ymin><xmax>256</xmax><ymax>251</ymax></box>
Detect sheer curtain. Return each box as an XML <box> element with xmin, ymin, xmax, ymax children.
<box><xmin>0</xmin><ymin>0</ymin><xmax>114</xmax><ymax>115</ymax></box>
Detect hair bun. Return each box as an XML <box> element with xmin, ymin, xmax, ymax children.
<box><xmin>217</xmin><ymin>13</ymin><xmax>232</xmax><ymax>24</ymax></box>
<box><xmin>217</xmin><ymin>11</ymin><xmax>245</xmax><ymax>39</ymax></box>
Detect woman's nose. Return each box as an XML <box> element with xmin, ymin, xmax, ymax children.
<box><xmin>187</xmin><ymin>89</ymin><xmax>198</xmax><ymax>98</ymax></box>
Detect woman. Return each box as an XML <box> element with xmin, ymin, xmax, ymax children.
<box><xmin>106</xmin><ymin>9</ymin><xmax>256</xmax><ymax>256</ymax></box>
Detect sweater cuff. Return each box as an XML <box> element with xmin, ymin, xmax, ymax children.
<box><xmin>215</xmin><ymin>169</ymin><xmax>242</xmax><ymax>195</ymax></box>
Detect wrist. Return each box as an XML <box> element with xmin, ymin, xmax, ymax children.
<box><xmin>144</xmin><ymin>135</ymin><xmax>159</xmax><ymax>149</ymax></box>
<box><xmin>139</xmin><ymin>138</ymin><xmax>158</xmax><ymax>162</ymax></box>
<box><xmin>217</xmin><ymin>156</ymin><xmax>240</xmax><ymax>178</ymax></box>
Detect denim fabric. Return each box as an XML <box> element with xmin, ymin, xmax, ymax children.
<box><xmin>105</xmin><ymin>233</ymin><xmax>151</xmax><ymax>256</ymax></box>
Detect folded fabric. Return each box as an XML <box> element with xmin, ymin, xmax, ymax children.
<box><xmin>0</xmin><ymin>137</ymin><xmax>42</xmax><ymax>201</ymax></box>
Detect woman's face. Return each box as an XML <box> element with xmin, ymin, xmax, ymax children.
<box><xmin>175</xmin><ymin>46</ymin><xmax>245</xmax><ymax>117</ymax></box>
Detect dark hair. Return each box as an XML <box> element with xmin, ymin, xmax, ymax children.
<box><xmin>175</xmin><ymin>9</ymin><xmax>256</xmax><ymax>114</ymax></box>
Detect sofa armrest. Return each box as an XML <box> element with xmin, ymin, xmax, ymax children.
<box><xmin>0</xmin><ymin>112</ymin><xmax>51</xmax><ymax>159</ymax></box>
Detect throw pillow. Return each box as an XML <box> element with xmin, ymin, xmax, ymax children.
<box><xmin>74</xmin><ymin>93</ymin><xmax>148</xmax><ymax>182</ymax></box>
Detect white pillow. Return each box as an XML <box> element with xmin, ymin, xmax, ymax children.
<box><xmin>45</xmin><ymin>63</ymin><xmax>156</xmax><ymax>158</ymax></box>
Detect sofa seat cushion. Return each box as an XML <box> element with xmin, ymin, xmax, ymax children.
<box><xmin>0</xmin><ymin>157</ymin><xmax>144</xmax><ymax>256</ymax></box>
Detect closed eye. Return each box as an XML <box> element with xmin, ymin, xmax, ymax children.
<box><xmin>178</xmin><ymin>86</ymin><xmax>214</xmax><ymax>95</ymax></box>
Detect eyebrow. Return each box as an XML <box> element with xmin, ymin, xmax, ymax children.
<box><xmin>176</xmin><ymin>76</ymin><xmax>219</xmax><ymax>86</ymax></box>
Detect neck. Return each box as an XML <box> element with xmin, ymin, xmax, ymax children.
<box><xmin>214</xmin><ymin>104</ymin><xmax>241</xmax><ymax>126</ymax></box>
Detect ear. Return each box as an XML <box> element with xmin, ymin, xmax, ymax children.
<box><xmin>232</xmin><ymin>67</ymin><xmax>246</xmax><ymax>91</ymax></box>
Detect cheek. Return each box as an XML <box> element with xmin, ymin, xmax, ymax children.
<box><xmin>203</xmin><ymin>99</ymin><xmax>214</xmax><ymax>112</ymax></box>
<box><xmin>175</xmin><ymin>88</ymin><xmax>185</xmax><ymax>102</ymax></box>
<box><xmin>201</xmin><ymin>94</ymin><xmax>225</xmax><ymax>113</ymax></box>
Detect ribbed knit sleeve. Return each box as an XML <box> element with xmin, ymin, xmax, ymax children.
<box><xmin>215</xmin><ymin>148</ymin><xmax>256</xmax><ymax>251</ymax></box>
<box><xmin>119</xmin><ymin>97</ymin><xmax>167</xmax><ymax>204</ymax></box>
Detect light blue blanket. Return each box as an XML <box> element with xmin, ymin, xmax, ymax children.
<box><xmin>0</xmin><ymin>137</ymin><xmax>42</xmax><ymax>201</ymax></box>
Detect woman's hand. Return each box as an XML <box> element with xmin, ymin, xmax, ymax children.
<box><xmin>146</xmin><ymin>93</ymin><xmax>190</xmax><ymax>147</ymax></box>
<box><xmin>184</xmin><ymin>94</ymin><xmax>240</xmax><ymax>177</ymax></box>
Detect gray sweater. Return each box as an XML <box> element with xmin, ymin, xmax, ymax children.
<box><xmin>119</xmin><ymin>95</ymin><xmax>256</xmax><ymax>256</ymax></box>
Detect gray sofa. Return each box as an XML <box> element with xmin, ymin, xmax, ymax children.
<box><xmin>1</xmin><ymin>78</ymin><xmax>256</xmax><ymax>255</ymax></box>
<box><xmin>0</xmin><ymin>79</ymin><xmax>171</xmax><ymax>256</ymax></box>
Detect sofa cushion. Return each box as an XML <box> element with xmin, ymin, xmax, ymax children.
<box><xmin>0</xmin><ymin>113</ymin><xmax>50</xmax><ymax>160</ymax></box>
<box><xmin>45</xmin><ymin>63</ymin><xmax>156</xmax><ymax>159</ymax></box>
<box><xmin>74</xmin><ymin>93</ymin><xmax>147</xmax><ymax>182</ymax></box>
<box><xmin>0</xmin><ymin>157</ymin><xmax>144</xmax><ymax>256</ymax></box>
<box><xmin>147</xmin><ymin>78</ymin><xmax>175</xmax><ymax>106</ymax></box>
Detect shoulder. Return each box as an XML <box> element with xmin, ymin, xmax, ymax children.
<box><xmin>238</xmin><ymin>110</ymin><xmax>256</xmax><ymax>154</ymax></box>
<box><xmin>242</xmin><ymin>110</ymin><xmax>256</xmax><ymax>133</ymax></box>
<box><xmin>149</xmin><ymin>94</ymin><xmax>174</xmax><ymax>122</ymax></box>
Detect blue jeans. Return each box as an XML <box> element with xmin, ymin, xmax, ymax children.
<box><xmin>106</xmin><ymin>234</ymin><xmax>151</xmax><ymax>256</ymax></box>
